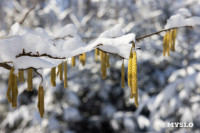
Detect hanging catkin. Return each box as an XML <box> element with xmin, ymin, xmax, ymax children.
<box><xmin>171</xmin><ymin>29</ymin><xmax>177</xmax><ymax>51</ymax></box>
<box><xmin>64</xmin><ymin>61</ymin><xmax>68</xmax><ymax>88</ymax></box>
<box><xmin>131</xmin><ymin>51</ymin><xmax>137</xmax><ymax>96</ymax></box>
<box><xmin>79</xmin><ymin>53</ymin><xmax>86</xmax><ymax>66</ymax></box>
<box><xmin>95</xmin><ymin>49</ymin><xmax>98</xmax><ymax>61</ymax></box>
<box><xmin>18</xmin><ymin>70</ymin><xmax>24</xmax><ymax>83</ymax></box>
<box><xmin>163</xmin><ymin>33</ymin><xmax>167</xmax><ymax>56</ymax></box>
<box><xmin>82</xmin><ymin>53</ymin><xmax>86</xmax><ymax>66</ymax></box>
<box><xmin>51</xmin><ymin>67</ymin><xmax>56</xmax><ymax>87</ymax></box>
<box><xmin>57</xmin><ymin>63</ymin><xmax>63</xmax><ymax>81</ymax></box>
<box><xmin>101</xmin><ymin>51</ymin><xmax>107</xmax><ymax>79</ymax></box>
<box><xmin>121</xmin><ymin>60</ymin><xmax>125</xmax><ymax>88</ymax></box>
<box><xmin>71</xmin><ymin>56</ymin><xmax>76</xmax><ymax>67</ymax></box>
<box><xmin>134</xmin><ymin>86</ymin><xmax>138</xmax><ymax>107</ymax></box>
<box><xmin>12</xmin><ymin>74</ymin><xmax>18</xmax><ymax>108</ymax></box>
<box><xmin>37</xmin><ymin>86</ymin><xmax>44</xmax><ymax>118</ymax></box>
<box><xmin>106</xmin><ymin>54</ymin><xmax>110</xmax><ymax>68</ymax></box>
<box><xmin>27</xmin><ymin>68</ymin><xmax>33</xmax><ymax>91</ymax></box>
<box><xmin>128</xmin><ymin>50</ymin><xmax>133</xmax><ymax>88</ymax></box>
<box><xmin>7</xmin><ymin>68</ymin><xmax>15</xmax><ymax>103</ymax></box>
<box><xmin>166</xmin><ymin>31</ymin><xmax>170</xmax><ymax>56</ymax></box>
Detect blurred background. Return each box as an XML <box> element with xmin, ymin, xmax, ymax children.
<box><xmin>0</xmin><ymin>0</ymin><xmax>200</xmax><ymax>133</ymax></box>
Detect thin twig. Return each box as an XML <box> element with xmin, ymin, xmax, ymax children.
<box><xmin>135</xmin><ymin>26</ymin><xmax>192</xmax><ymax>41</ymax></box>
<box><xmin>19</xmin><ymin>0</ymin><xmax>38</xmax><ymax>24</ymax></box>
<box><xmin>34</xmin><ymin>69</ymin><xmax>44</xmax><ymax>85</ymax></box>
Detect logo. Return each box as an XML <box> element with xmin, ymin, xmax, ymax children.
<box><xmin>167</xmin><ymin>122</ymin><xmax>193</xmax><ymax>127</ymax></box>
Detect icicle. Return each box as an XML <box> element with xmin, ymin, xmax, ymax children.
<box><xmin>7</xmin><ymin>68</ymin><xmax>15</xmax><ymax>103</ymax></box>
<box><xmin>27</xmin><ymin>68</ymin><xmax>33</xmax><ymax>91</ymax></box>
<box><xmin>37</xmin><ymin>86</ymin><xmax>44</xmax><ymax>118</ymax></box>
<box><xmin>71</xmin><ymin>56</ymin><xmax>76</xmax><ymax>67</ymax></box>
<box><xmin>64</xmin><ymin>61</ymin><xmax>68</xmax><ymax>88</ymax></box>
<box><xmin>101</xmin><ymin>51</ymin><xmax>107</xmax><ymax>79</ymax></box>
<box><xmin>121</xmin><ymin>60</ymin><xmax>125</xmax><ymax>88</ymax></box>
<box><xmin>51</xmin><ymin>67</ymin><xmax>56</xmax><ymax>87</ymax></box>
<box><xmin>12</xmin><ymin>74</ymin><xmax>18</xmax><ymax>108</ymax></box>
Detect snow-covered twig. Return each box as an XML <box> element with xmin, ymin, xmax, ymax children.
<box><xmin>136</xmin><ymin>26</ymin><xmax>192</xmax><ymax>41</ymax></box>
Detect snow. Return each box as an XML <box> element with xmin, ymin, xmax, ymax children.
<box><xmin>0</xmin><ymin>23</ymin><xmax>135</xmax><ymax>74</ymax></box>
<box><xmin>176</xmin><ymin>8</ymin><xmax>192</xmax><ymax>17</ymax></box>
<box><xmin>165</xmin><ymin>14</ymin><xmax>200</xmax><ymax>29</ymax></box>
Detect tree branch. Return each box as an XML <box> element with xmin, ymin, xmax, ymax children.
<box><xmin>0</xmin><ymin>63</ymin><xmax>12</xmax><ymax>70</ymax></box>
<box><xmin>135</xmin><ymin>26</ymin><xmax>192</xmax><ymax>41</ymax></box>
<box><xmin>19</xmin><ymin>0</ymin><xmax>38</xmax><ymax>25</ymax></box>
<box><xmin>16</xmin><ymin>49</ymin><xmax>66</xmax><ymax>59</ymax></box>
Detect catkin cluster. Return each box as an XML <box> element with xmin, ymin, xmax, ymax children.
<box><xmin>163</xmin><ymin>29</ymin><xmax>177</xmax><ymax>56</ymax></box>
<box><xmin>94</xmin><ymin>49</ymin><xmax>110</xmax><ymax>79</ymax></box>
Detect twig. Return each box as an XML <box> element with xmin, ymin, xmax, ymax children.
<box><xmin>135</xmin><ymin>26</ymin><xmax>192</xmax><ymax>41</ymax></box>
<box><xmin>34</xmin><ymin>69</ymin><xmax>44</xmax><ymax>85</ymax></box>
<box><xmin>0</xmin><ymin>63</ymin><xmax>12</xmax><ymax>70</ymax></box>
<box><xmin>16</xmin><ymin>51</ymin><xmax>66</xmax><ymax>59</ymax></box>
<box><xmin>19</xmin><ymin>0</ymin><xmax>38</xmax><ymax>25</ymax></box>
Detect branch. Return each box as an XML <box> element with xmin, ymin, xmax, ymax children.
<box><xmin>0</xmin><ymin>63</ymin><xmax>12</xmax><ymax>70</ymax></box>
<box><xmin>135</xmin><ymin>26</ymin><xmax>192</xmax><ymax>41</ymax></box>
<box><xmin>19</xmin><ymin>0</ymin><xmax>38</xmax><ymax>25</ymax></box>
<box><xmin>16</xmin><ymin>49</ymin><xmax>66</xmax><ymax>59</ymax></box>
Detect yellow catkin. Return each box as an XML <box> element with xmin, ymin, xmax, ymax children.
<box><xmin>51</xmin><ymin>67</ymin><xmax>56</xmax><ymax>87</ymax></box>
<box><xmin>171</xmin><ymin>29</ymin><xmax>177</xmax><ymax>51</ymax></box>
<box><xmin>19</xmin><ymin>70</ymin><xmax>25</xmax><ymax>83</ymax></box>
<box><xmin>128</xmin><ymin>52</ymin><xmax>133</xmax><ymax>88</ymax></box>
<box><xmin>71</xmin><ymin>56</ymin><xmax>76</xmax><ymax>67</ymax></box>
<box><xmin>134</xmin><ymin>87</ymin><xmax>138</xmax><ymax>107</ymax></box>
<box><xmin>37</xmin><ymin>86</ymin><xmax>44</xmax><ymax>118</ymax></box>
<box><xmin>106</xmin><ymin>54</ymin><xmax>110</xmax><ymax>68</ymax></box>
<box><xmin>99</xmin><ymin>51</ymin><xmax>102</xmax><ymax>61</ymax></box>
<box><xmin>79</xmin><ymin>53</ymin><xmax>86</xmax><ymax>66</ymax></box>
<box><xmin>97</xmin><ymin>49</ymin><xmax>100</xmax><ymax>55</ymax></box>
<box><xmin>166</xmin><ymin>31</ymin><xmax>170</xmax><ymax>56</ymax></box>
<box><xmin>82</xmin><ymin>53</ymin><xmax>86</xmax><ymax>66</ymax></box>
<box><xmin>121</xmin><ymin>60</ymin><xmax>125</xmax><ymax>88</ymax></box>
<box><xmin>169</xmin><ymin>30</ymin><xmax>173</xmax><ymax>50</ymax></box>
<box><xmin>95</xmin><ymin>49</ymin><xmax>98</xmax><ymax>61</ymax></box>
<box><xmin>163</xmin><ymin>33</ymin><xmax>167</xmax><ymax>56</ymax></box>
<box><xmin>57</xmin><ymin>63</ymin><xmax>63</xmax><ymax>81</ymax></box>
<box><xmin>12</xmin><ymin>74</ymin><xmax>18</xmax><ymax>108</ymax></box>
<box><xmin>131</xmin><ymin>51</ymin><xmax>137</xmax><ymax>95</ymax></box>
<box><xmin>131</xmin><ymin>52</ymin><xmax>138</xmax><ymax>103</ymax></box>
<box><xmin>101</xmin><ymin>51</ymin><xmax>107</xmax><ymax>79</ymax></box>
<box><xmin>27</xmin><ymin>68</ymin><xmax>33</xmax><ymax>91</ymax></box>
<box><xmin>7</xmin><ymin>68</ymin><xmax>15</xmax><ymax>103</ymax></box>
<box><xmin>64</xmin><ymin>61</ymin><xmax>68</xmax><ymax>88</ymax></box>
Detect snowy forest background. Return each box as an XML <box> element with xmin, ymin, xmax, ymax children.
<box><xmin>0</xmin><ymin>0</ymin><xmax>200</xmax><ymax>133</ymax></box>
